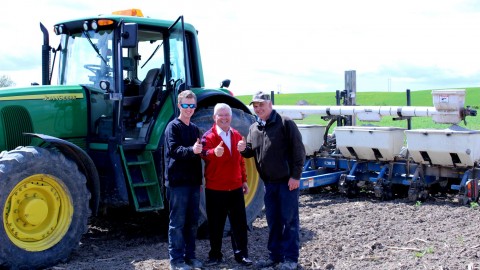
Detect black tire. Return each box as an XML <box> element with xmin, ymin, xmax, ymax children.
<box><xmin>0</xmin><ymin>146</ymin><xmax>91</xmax><ymax>270</ymax></box>
<box><xmin>192</xmin><ymin>107</ymin><xmax>264</xmax><ymax>231</ymax></box>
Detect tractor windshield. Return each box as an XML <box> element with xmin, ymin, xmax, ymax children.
<box><xmin>58</xmin><ymin>30</ymin><xmax>114</xmax><ymax>89</ymax></box>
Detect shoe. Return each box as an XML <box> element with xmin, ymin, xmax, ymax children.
<box><xmin>170</xmin><ymin>261</ymin><xmax>192</xmax><ymax>270</ymax></box>
<box><xmin>278</xmin><ymin>260</ymin><xmax>298</xmax><ymax>270</ymax></box>
<box><xmin>256</xmin><ymin>258</ymin><xmax>279</xmax><ymax>268</ymax></box>
<box><xmin>235</xmin><ymin>256</ymin><xmax>253</xmax><ymax>266</ymax></box>
<box><xmin>204</xmin><ymin>257</ymin><xmax>223</xmax><ymax>266</ymax></box>
<box><xmin>185</xmin><ymin>258</ymin><xmax>203</xmax><ymax>269</ymax></box>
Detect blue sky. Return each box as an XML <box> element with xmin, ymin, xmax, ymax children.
<box><xmin>1</xmin><ymin>0</ymin><xmax>480</xmax><ymax>95</ymax></box>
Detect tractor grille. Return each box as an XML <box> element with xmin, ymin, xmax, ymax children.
<box><xmin>1</xmin><ymin>106</ymin><xmax>33</xmax><ymax>150</ymax></box>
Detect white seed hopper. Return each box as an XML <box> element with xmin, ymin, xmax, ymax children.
<box><xmin>334</xmin><ymin>126</ymin><xmax>406</xmax><ymax>161</ymax></box>
<box><xmin>405</xmin><ymin>125</ymin><xmax>480</xmax><ymax>167</ymax></box>
<box><xmin>297</xmin><ymin>124</ymin><xmax>326</xmax><ymax>156</ymax></box>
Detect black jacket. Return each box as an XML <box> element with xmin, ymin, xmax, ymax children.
<box><xmin>164</xmin><ymin>118</ymin><xmax>202</xmax><ymax>187</ymax></box>
<box><xmin>242</xmin><ymin>110</ymin><xmax>305</xmax><ymax>183</ymax></box>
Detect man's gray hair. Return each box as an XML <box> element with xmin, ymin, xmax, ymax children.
<box><xmin>213</xmin><ymin>103</ymin><xmax>232</xmax><ymax>116</ymax></box>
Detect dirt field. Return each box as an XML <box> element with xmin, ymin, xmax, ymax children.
<box><xmin>47</xmin><ymin>191</ymin><xmax>480</xmax><ymax>270</ymax></box>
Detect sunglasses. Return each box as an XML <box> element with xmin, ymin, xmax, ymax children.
<box><xmin>180</xmin><ymin>103</ymin><xmax>196</xmax><ymax>109</ymax></box>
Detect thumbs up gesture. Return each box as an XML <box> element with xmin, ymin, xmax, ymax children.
<box><xmin>214</xmin><ymin>141</ymin><xmax>224</xmax><ymax>157</ymax></box>
<box><xmin>193</xmin><ymin>138</ymin><xmax>202</xmax><ymax>154</ymax></box>
<box><xmin>237</xmin><ymin>136</ymin><xmax>246</xmax><ymax>152</ymax></box>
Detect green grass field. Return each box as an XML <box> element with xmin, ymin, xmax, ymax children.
<box><xmin>236</xmin><ymin>87</ymin><xmax>480</xmax><ymax>130</ymax></box>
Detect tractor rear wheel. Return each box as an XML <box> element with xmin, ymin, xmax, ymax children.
<box><xmin>0</xmin><ymin>146</ymin><xmax>90</xmax><ymax>269</ymax></box>
<box><xmin>192</xmin><ymin>107</ymin><xmax>264</xmax><ymax>231</ymax></box>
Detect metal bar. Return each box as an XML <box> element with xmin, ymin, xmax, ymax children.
<box><xmin>300</xmin><ymin>170</ymin><xmax>347</xmax><ymax>190</ymax></box>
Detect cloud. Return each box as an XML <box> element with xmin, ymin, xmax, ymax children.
<box><xmin>1</xmin><ymin>0</ymin><xmax>480</xmax><ymax>94</ymax></box>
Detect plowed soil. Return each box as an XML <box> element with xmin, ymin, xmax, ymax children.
<box><xmin>47</xmin><ymin>191</ymin><xmax>480</xmax><ymax>270</ymax></box>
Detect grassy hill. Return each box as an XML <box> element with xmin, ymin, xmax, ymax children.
<box><xmin>236</xmin><ymin>87</ymin><xmax>480</xmax><ymax>130</ymax></box>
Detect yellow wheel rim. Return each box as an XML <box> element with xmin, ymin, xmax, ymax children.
<box><xmin>244</xmin><ymin>158</ymin><xmax>260</xmax><ymax>206</ymax></box>
<box><xmin>3</xmin><ymin>174</ymin><xmax>73</xmax><ymax>251</ymax></box>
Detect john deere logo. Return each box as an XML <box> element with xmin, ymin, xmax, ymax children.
<box><xmin>0</xmin><ymin>93</ymin><xmax>84</xmax><ymax>101</ymax></box>
<box><xmin>43</xmin><ymin>95</ymin><xmax>80</xmax><ymax>101</ymax></box>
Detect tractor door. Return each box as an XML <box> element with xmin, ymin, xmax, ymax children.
<box><xmin>112</xmin><ymin>17</ymin><xmax>193</xmax><ymax>213</ymax></box>
<box><xmin>168</xmin><ymin>16</ymin><xmax>191</xmax><ymax>117</ymax></box>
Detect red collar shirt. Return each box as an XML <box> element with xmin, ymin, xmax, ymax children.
<box><xmin>200</xmin><ymin>124</ymin><xmax>247</xmax><ymax>191</ymax></box>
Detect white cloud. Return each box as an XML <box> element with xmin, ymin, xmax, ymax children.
<box><xmin>1</xmin><ymin>0</ymin><xmax>480</xmax><ymax>94</ymax></box>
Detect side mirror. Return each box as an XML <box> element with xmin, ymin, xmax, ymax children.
<box><xmin>121</xmin><ymin>23</ymin><xmax>138</xmax><ymax>48</ymax></box>
<box><xmin>220</xmin><ymin>79</ymin><xmax>231</xmax><ymax>88</ymax></box>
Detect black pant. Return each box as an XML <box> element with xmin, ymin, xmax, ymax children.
<box><xmin>205</xmin><ymin>187</ymin><xmax>249</xmax><ymax>259</ymax></box>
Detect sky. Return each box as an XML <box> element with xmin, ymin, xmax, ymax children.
<box><xmin>1</xmin><ymin>0</ymin><xmax>480</xmax><ymax>95</ymax></box>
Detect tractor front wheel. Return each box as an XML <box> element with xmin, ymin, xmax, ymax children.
<box><xmin>0</xmin><ymin>146</ymin><xmax>90</xmax><ymax>269</ymax></box>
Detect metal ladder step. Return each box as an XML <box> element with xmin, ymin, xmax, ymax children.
<box><xmin>132</xmin><ymin>181</ymin><xmax>158</xmax><ymax>187</ymax></box>
<box><xmin>119</xmin><ymin>146</ymin><xmax>164</xmax><ymax>212</ymax></box>
<box><xmin>127</xmin><ymin>160</ymin><xmax>151</xmax><ymax>166</ymax></box>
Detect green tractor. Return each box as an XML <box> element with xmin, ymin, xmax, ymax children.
<box><xmin>0</xmin><ymin>9</ymin><xmax>263</xmax><ymax>269</ymax></box>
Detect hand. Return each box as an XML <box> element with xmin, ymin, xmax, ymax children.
<box><xmin>242</xmin><ymin>182</ymin><xmax>249</xmax><ymax>195</ymax></box>
<box><xmin>193</xmin><ymin>138</ymin><xmax>202</xmax><ymax>154</ymax></box>
<box><xmin>237</xmin><ymin>136</ymin><xmax>246</xmax><ymax>152</ymax></box>
<box><xmin>214</xmin><ymin>141</ymin><xmax>224</xmax><ymax>157</ymax></box>
<box><xmin>288</xmin><ymin>178</ymin><xmax>300</xmax><ymax>191</ymax></box>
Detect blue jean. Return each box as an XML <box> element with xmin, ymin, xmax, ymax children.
<box><xmin>264</xmin><ymin>182</ymin><xmax>300</xmax><ymax>263</ymax></box>
<box><xmin>166</xmin><ymin>185</ymin><xmax>200</xmax><ymax>263</ymax></box>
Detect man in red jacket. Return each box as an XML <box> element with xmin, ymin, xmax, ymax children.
<box><xmin>200</xmin><ymin>103</ymin><xmax>253</xmax><ymax>267</ymax></box>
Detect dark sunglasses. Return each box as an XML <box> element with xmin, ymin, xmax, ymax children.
<box><xmin>180</xmin><ymin>103</ymin><xmax>196</xmax><ymax>109</ymax></box>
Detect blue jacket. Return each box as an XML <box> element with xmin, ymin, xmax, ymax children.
<box><xmin>241</xmin><ymin>110</ymin><xmax>306</xmax><ymax>183</ymax></box>
<box><xmin>164</xmin><ymin>118</ymin><xmax>202</xmax><ymax>187</ymax></box>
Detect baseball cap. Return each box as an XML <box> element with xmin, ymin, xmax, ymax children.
<box><xmin>250</xmin><ymin>91</ymin><xmax>271</xmax><ymax>105</ymax></box>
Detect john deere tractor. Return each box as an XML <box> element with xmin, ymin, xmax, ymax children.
<box><xmin>0</xmin><ymin>9</ymin><xmax>263</xmax><ymax>269</ymax></box>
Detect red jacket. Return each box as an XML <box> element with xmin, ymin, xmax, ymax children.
<box><xmin>200</xmin><ymin>125</ymin><xmax>247</xmax><ymax>191</ymax></box>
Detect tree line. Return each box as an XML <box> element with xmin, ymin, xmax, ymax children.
<box><xmin>0</xmin><ymin>75</ymin><xmax>15</xmax><ymax>88</ymax></box>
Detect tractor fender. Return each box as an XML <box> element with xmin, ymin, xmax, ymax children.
<box><xmin>196</xmin><ymin>90</ymin><xmax>251</xmax><ymax>114</ymax></box>
<box><xmin>25</xmin><ymin>133</ymin><xmax>100</xmax><ymax>215</ymax></box>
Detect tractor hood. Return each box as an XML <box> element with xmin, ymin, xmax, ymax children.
<box><xmin>0</xmin><ymin>85</ymin><xmax>109</xmax><ymax>151</ymax></box>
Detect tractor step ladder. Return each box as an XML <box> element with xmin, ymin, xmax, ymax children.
<box><xmin>119</xmin><ymin>146</ymin><xmax>164</xmax><ymax>212</ymax></box>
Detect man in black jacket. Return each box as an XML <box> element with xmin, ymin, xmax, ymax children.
<box><xmin>240</xmin><ymin>91</ymin><xmax>306</xmax><ymax>270</ymax></box>
<box><xmin>164</xmin><ymin>90</ymin><xmax>203</xmax><ymax>270</ymax></box>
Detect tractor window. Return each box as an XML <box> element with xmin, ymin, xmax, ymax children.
<box><xmin>122</xmin><ymin>31</ymin><xmax>165</xmax><ymax>83</ymax></box>
<box><xmin>137</xmin><ymin>40</ymin><xmax>165</xmax><ymax>81</ymax></box>
<box><xmin>58</xmin><ymin>30</ymin><xmax>114</xmax><ymax>89</ymax></box>
<box><xmin>169</xmin><ymin>16</ymin><xmax>189</xmax><ymax>91</ymax></box>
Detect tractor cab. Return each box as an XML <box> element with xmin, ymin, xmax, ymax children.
<box><xmin>45</xmin><ymin>9</ymin><xmax>193</xmax><ymax>146</ymax></box>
